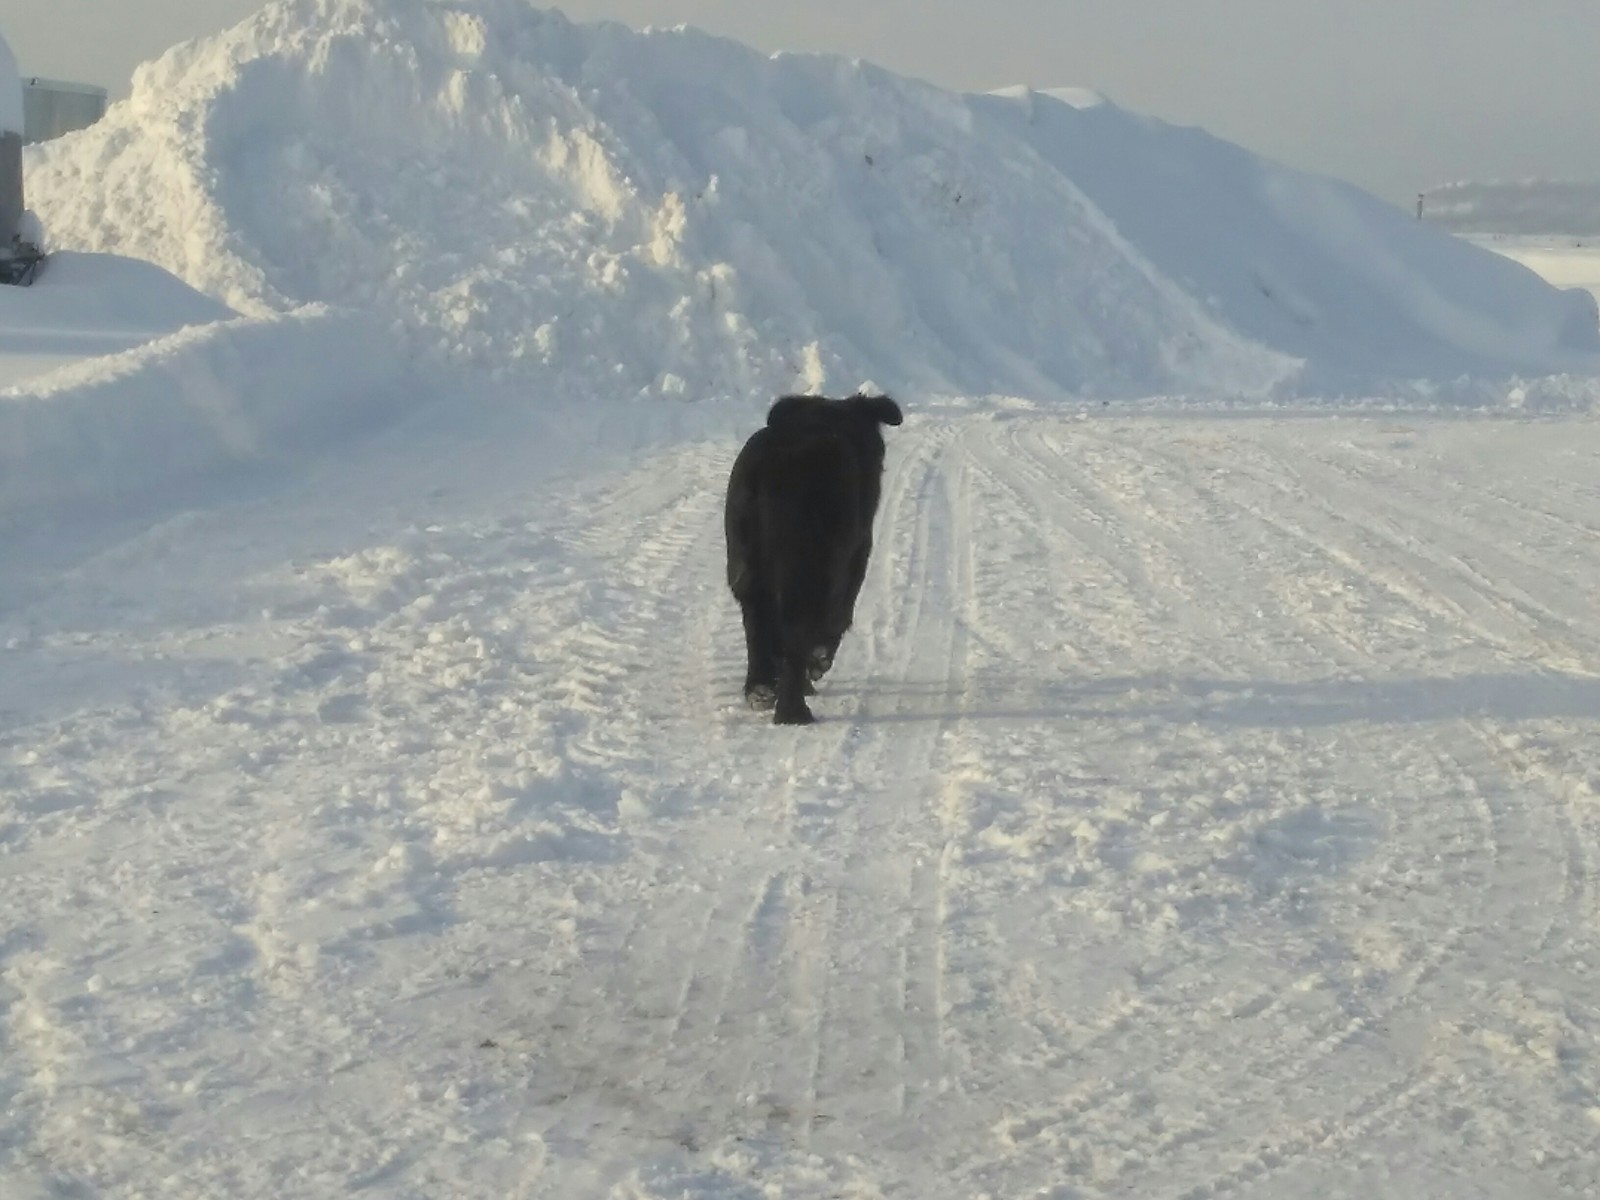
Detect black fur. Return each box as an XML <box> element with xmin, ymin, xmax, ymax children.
<box><xmin>724</xmin><ymin>393</ymin><xmax>904</xmax><ymax>724</ymax></box>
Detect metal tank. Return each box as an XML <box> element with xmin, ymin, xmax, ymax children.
<box><xmin>23</xmin><ymin>77</ymin><xmax>108</xmax><ymax>144</ymax></box>
<box><xmin>0</xmin><ymin>27</ymin><xmax>21</xmax><ymax>251</ymax></box>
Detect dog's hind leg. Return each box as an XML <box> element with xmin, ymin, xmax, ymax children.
<box><xmin>810</xmin><ymin>538</ymin><xmax>868</xmax><ymax>683</ymax></box>
<box><xmin>740</xmin><ymin>596</ymin><xmax>780</xmax><ymax>708</ymax></box>
<box><xmin>840</xmin><ymin>538</ymin><xmax>872</xmax><ymax>627</ymax></box>
<box><xmin>772</xmin><ymin>591</ymin><xmax>817</xmax><ymax>724</ymax></box>
<box><xmin>773</xmin><ymin>642</ymin><xmax>814</xmax><ymax>725</ymax></box>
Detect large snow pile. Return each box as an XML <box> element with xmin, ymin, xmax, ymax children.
<box><xmin>25</xmin><ymin>0</ymin><xmax>1600</xmax><ymax>404</ymax></box>
<box><xmin>1425</xmin><ymin>180</ymin><xmax>1600</xmax><ymax>238</ymax></box>
<box><xmin>26</xmin><ymin>0</ymin><xmax>1600</xmax><ymax>402</ymax></box>
<box><xmin>983</xmin><ymin>90</ymin><xmax>1600</xmax><ymax>390</ymax></box>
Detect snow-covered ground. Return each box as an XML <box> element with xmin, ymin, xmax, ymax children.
<box><xmin>5</xmin><ymin>397</ymin><xmax>1600</xmax><ymax>1198</ymax></box>
<box><xmin>5</xmin><ymin>1</ymin><xmax>1600</xmax><ymax>1196</ymax></box>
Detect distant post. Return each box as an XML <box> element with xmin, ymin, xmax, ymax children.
<box><xmin>1416</xmin><ymin>193</ymin><xmax>1425</xmax><ymax>221</ymax></box>
<box><xmin>0</xmin><ymin>30</ymin><xmax>20</xmax><ymax>248</ymax></box>
<box><xmin>0</xmin><ymin>130</ymin><xmax>19</xmax><ymax>247</ymax></box>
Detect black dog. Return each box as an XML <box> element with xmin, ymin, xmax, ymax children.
<box><xmin>724</xmin><ymin>393</ymin><xmax>904</xmax><ymax>724</ymax></box>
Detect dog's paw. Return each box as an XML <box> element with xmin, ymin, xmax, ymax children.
<box><xmin>774</xmin><ymin>704</ymin><xmax>815</xmax><ymax>726</ymax></box>
<box><xmin>807</xmin><ymin>646</ymin><xmax>834</xmax><ymax>682</ymax></box>
<box><xmin>744</xmin><ymin>683</ymin><xmax>777</xmax><ymax>710</ymax></box>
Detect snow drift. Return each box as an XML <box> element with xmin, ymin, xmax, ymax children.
<box><xmin>0</xmin><ymin>301</ymin><xmax>405</xmax><ymax>521</ymax></box>
<box><xmin>22</xmin><ymin>0</ymin><xmax>1600</xmax><ymax>400</ymax></box>
<box><xmin>0</xmin><ymin>251</ymin><xmax>235</xmax><ymax>387</ymax></box>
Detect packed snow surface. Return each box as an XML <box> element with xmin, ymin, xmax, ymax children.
<box><xmin>24</xmin><ymin>0</ymin><xmax>1600</xmax><ymax>399</ymax></box>
<box><xmin>5</xmin><ymin>397</ymin><xmax>1600</xmax><ymax>1199</ymax></box>
<box><xmin>5</xmin><ymin>2</ymin><xmax>1600</xmax><ymax>1197</ymax></box>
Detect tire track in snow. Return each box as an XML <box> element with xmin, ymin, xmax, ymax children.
<box><xmin>885</xmin><ymin>427</ymin><xmax>973</xmax><ymax>1120</ymax></box>
<box><xmin>1274</xmin><ymin>441</ymin><xmax>1600</xmax><ymax>673</ymax></box>
<box><xmin>508</xmin><ymin>438</ymin><xmax>878</xmax><ymax>1156</ymax></box>
<box><xmin>583</xmin><ymin>421</ymin><xmax>974</xmax><ymax>1154</ymax></box>
<box><xmin>1109</xmin><ymin>422</ymin><xmax>1595</xmax><ymax>1194</ymax></box>
<box><xmin>942</xmin><ymin>427</ymin><xmax>1205</xmax><ymax>1065</ymax></box>
<box><xmin>1168</xmin><ymin>1067</ymin><xmax>1440</xmax><ymax>1200</ymax></box>
<box><xmin>1125</xmin><ymin>444</ymin><xmax>1505</xmax><ymax>929</ymax></box>
<box><xmin>1242</xmin><ymin>438</ymin><xmax>1600</xmax><ymax>966</ymax></box>
<box><xmin>16</xmin><ymin>410</ymin><xmax>1599</xmax><ymax>1197</ymax></box>
<box><xmin>934</xmin><ymin>424</ymin><xmax>1256</xmax><ymax>1183</ymax></box>
<box><xmin>917</xmin><ymin>423</ymin><xmax>1373</xmax><ymax>1191</ymax></box>
<box><xmin>1306</xmin><ymin>429</ymin><xmax>1600</xmax><ymax>665</ymax></box>
<box><xmin>800</xmin><ymin>416</ymin><xmax>1598</xmax><ymax>1196</ymax></box>
<box><xmin>947</xmin><ymin>419</ymin><xmax>1530</xmax><ymax>1194</ymax></box>
<box><xmin>1140</xmin><ymin>430</ymin><xmax>1594</xmax><ymax>965</ymax></box>
<box><xmin>540</xmin><ymin>419</ymin><xmax>979</xmax><ymax>1166</ymax></box>
<box><xmin>514</xmin><ymin>446</ymin><xmax>791</xmax><ymax>1148</ymax></box>
<box><xmin>790</xmin><ymin>419</ymin><xmax>968</xmax><ymax>1136</ymax></box>
<box><xmin>1471</xmin><ymin>724</ymin><xmax>1597</xmax><ymax>960</ymax></box>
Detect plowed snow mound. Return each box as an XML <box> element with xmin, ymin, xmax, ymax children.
<box><xmin>27</xmin><ymin>0</ymin><xmax>1600</xmax><ymax>400</ymax></box>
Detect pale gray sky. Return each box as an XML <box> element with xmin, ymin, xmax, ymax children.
<box><xmin>3</xmin><ymin>0</ymin><xmax>1597</xmax><ymax>208</ymax></box>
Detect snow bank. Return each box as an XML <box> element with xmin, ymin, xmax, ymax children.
<box><xmin>0</xmin><ymin>251</ymin><xmax>237</xmax><ymax>386</ymax></box>
<box><xmin>0</xmin><ymin>304</ymin><xmax>407</xmax><ymax>521</ymax></box>
<box><xmin>980</xmin><ymin>90</ymin><xmax>1600</xmax><ymax>391</ymax></box>
<box><xmin>23</xmin><ymin>0</ymin><xmax>1600</xmax><ymax>400</ymax></box>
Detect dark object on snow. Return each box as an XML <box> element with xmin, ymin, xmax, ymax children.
<box><xmin>724</xmin><ymin>392</ymin><xmax>903</xmax><ymax>725</ymax></box>
<box><xmin>0</xmin><ymin>236</ymin><xmax>44</xmax><ymax>286</ymax></box>
<box><xmin>0</xmin><ymin>128</ymin><xmax>42</xmax><ymax>285</ymax></box>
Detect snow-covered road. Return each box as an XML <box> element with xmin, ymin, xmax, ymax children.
<box><xmin>4</xmin><ymin>405</ymin><xmax>1600</xmax><ymax>1197</ymax></box>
